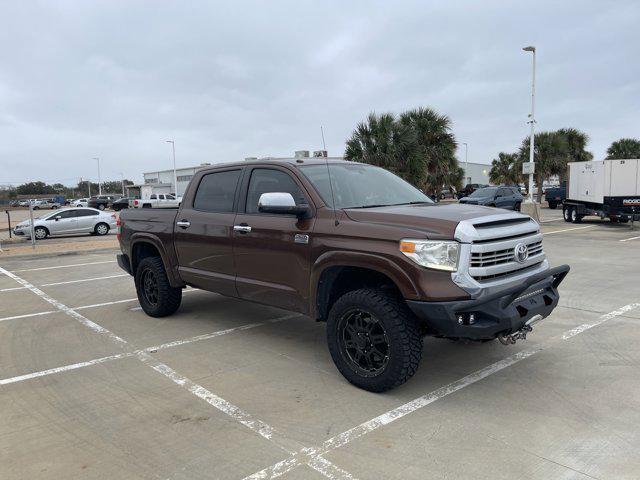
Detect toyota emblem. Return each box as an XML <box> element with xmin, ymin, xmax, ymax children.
<box><xmin>514</xmin><ymin>243</ymin><xmax>529</xmax><ymax>263</ymax></box>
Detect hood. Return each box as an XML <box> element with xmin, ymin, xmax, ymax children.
<box><xmin>460</xmin><ymin>196</ymin><xmax>491</xmax><ymax>203</ymax></box>
<box><xmin>343</xmin><ymin>203</ymin><xmax>505</xmax><ymax>238</ymax></box>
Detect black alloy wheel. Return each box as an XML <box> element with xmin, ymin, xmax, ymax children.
<box><xmin>141</xmin><ymin>267</ymin><xmax>159</xmax><ymax>307</ymax></box>
<box><xmin>338</xmin><ymin>309</ymin><xmax>390</xmax><ymax>377</ymax></box>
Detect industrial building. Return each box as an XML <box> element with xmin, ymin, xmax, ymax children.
<box><xmin>462</xmin><ymin>161</ymin><xmax>491</xmax><ymax>185</ymax></box>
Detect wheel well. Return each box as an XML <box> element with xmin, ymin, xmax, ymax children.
<box><xmin>316</xmin><ymin>266</ymin><xmax>401</xmax><ymax>321</ymax></box>
<box><xmin>132</xmin><ymin>242</ymin><xmax>162</xmax><ymax>275</ymax></box>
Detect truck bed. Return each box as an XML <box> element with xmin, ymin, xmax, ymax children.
<box><xmin>119</xmin><ymin>207</ymin><xmax>179</xmax><ymax>255</ymax></box>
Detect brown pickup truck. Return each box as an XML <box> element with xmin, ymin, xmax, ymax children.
<box><xmin>117</xmin><ymin>158</ymin><xmax>569</xmax><ymax>392</ymax></box>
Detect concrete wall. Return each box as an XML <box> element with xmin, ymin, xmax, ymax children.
<box><xmin>462</xmin><ymin>162</ymin><xmax>491</xmax><ymax>185</ymax></box>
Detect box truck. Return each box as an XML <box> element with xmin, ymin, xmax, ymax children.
<box><xmin>563</xmin><ymin>159</ymin><xmax>640</xmax><ymax>223</ymax></box>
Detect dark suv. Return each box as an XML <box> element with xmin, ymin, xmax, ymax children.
<box><xmin>456</xmin><ymin>183</ymin><xmax>487</xmax><ymax>199</ymax></box>
<box><xmin>88</xmin><ymin>195</ymin><xmax>120</xmax><ymax>210</ymax></box>
<box><xmin>459</xmin><ymin>186</ymin><xmax>523</xmax><ymax>211</ymax></box>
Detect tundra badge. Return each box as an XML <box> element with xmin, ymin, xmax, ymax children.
<box><xmin>294</xmin><ymin>234</ymin><xmax>309</xmax><ymax>244</ymax></box>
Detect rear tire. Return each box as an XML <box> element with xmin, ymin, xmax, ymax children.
<box><xmin>514</xmin><ymin>202</ymin><xmax>521</xmax><ymax>211</ymax></box>
<box><xmin>563</xmin><ymin>205</ymin><xmax>572</xmax><ymax>222</ymax></box>
<box><xmin>94</xmin><ymin>222</ymin><xmax>109</xmax><ymax>236</ymax></box>
<box><xmin>548</xmin><ymin>201</ymin><xmax>557</xmax><ymax>209</ymax></box>
<box><xmin>135</xmin><ymin>257</ymin><xmax>182</xmax><ymax>317</ymax></box>
<box><xmin>326</xmin><ymin>289</ymin><xmax>423</xmax><ymax>392</ymax></box>
<box><xmin>570</xmin><ymin>208</ymin><xmax>582</xmax><ymax>223</ymax></box>
<box><xmin>98</xmin><ymin>204</ymin><xmax>105</xmax><ymax>211</ymax></box>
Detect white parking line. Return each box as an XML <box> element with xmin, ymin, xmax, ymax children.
<box><xmin>12</xmin><ymin>260</ymin><xmax>116</xmax><ymax>272</ymax></box>
<box><xmin>0</xmin><ymin>265</ymin><xmax>352</xmax><ymax>479</ymax></box>
<box><xmin>620</xmin><ymin>235</ymin><xmax>640</xmax><ymax>242</ymax></box>
<box><xmin>0</xmin><ymin>310</ymin><xmax>58</xmax><ymax>323</ymax></box>
<box><xmin>0</xmin><ymin>316</ymin><xmax>295</xmax><ymax>386</ymax></box>
<box><xmin>0</xmin><ymin>273</ymin><xmax>130</xmax><ymax>292</ymax></box>
<box><xmin>542</xmin><ymin>225</ymin><xmax>594</xmax><ymax>235</ymax></box>
<box><xmin>244</xmin><ymin>302</ymin><xmax>640</xmax><ymax>480</ymax></box>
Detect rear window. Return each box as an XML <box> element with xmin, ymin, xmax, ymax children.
<box><xmin>193</xmin><ymin>170</ymin><xmax>241</xmax><ymax>212</ymax></box>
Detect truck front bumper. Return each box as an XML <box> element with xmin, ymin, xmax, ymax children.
<box><xmin>406</xmin><ymin>265</ymin><xmax>570</xmax><ymax>340</ymax></box>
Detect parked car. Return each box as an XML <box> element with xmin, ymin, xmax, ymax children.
<box><xmin>12</xmin><ymin>208</ymin><xmax>117</xmax><ymax>239</ymax></box>
<box><xmin>459</xmin><ymin>186</ymin><xmax>523</xmax><ymax>211</ymax></box>
<box><xmin>18</xmin><ymin>199</ymin><xmax>32</xmax><ymax>207</ymax></box>
<box><xmin>73</xmin><ymin>198</ymin><xmax>89</xmax><ymax>207</ymax></box>
<box><xmin>117</xmin><ymin>158</ymin><xmax>569</xmax><ymax>392</ymax></box>
<box><xmin>544</xmin><ymin>182</ymin><xmax>566</xmax><ymax>209</ymax></box>
<box><xmin>31</xmin><ymin>199</ymin><xmax>61</xmax><ymax>210</ymax></box>
<box><xmin>9</xmin><ymin>200</ymin><xmax>20</xmax><ymax>207</ymax></box>
<box><xmin>88</xmin><ymin>195</ymin><xmax>121</xmax><ymax>210</ymax></box>
<box><xmin>438</xmin><ymin>188</ymin><xmax>457</xmax><ymax>200</ymax></box>
<box><xmin>111</xmin><ymin>197</ymin><xmax>131</xmax><ymax>211</ymax></box>
<box><xmin>456</xmin><ymin>183</ymin><xmax>488</xmax><ymax>199</ymax></box>
<box><xmin>131</xmin><ymin>193</ymin><xmax>182</xmax><ymax>208</ymax></box>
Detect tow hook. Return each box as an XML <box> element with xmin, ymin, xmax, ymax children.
<box><xmin>497</xmin><ymin>314</ymin><xmax>543</xmax><ymax>345</ymax></box>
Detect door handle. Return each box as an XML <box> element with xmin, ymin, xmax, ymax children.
<box><xmin>233</xmin><ymin>225</ymin><xmax>252</xmax><ymax>233</ymax></box>
<box><xmin>176</xmin><ymin>220</ymin><xmax>191</xmax><ymax>229</ymax></box>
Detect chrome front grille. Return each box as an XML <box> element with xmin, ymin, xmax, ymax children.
<box><xmin>471</xmin><ymin>240</ymin><xmax>543</xmax><ymax>268</ymax></box>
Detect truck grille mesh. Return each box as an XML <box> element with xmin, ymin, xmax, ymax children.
<box><xmin>471</xmin><ymin>240</ymin><xmax>543</xmax><ymax>268</ymax></box>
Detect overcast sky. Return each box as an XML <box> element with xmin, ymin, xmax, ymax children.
<box><xmin>1</xmin><ymin>0</ymin><xmax>638</xmax><ymax>186</ymax></box>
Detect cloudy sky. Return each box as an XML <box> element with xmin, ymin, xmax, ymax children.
<box><xmin>1</xmin><ymin>0</ymin><xmax>638</xmax><ymax>186</ymax></box>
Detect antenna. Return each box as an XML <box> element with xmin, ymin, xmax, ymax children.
<box><xmin>321</xmin><ymin>126</ymin><xmax>339</xmax><ymax>226</ymax></box>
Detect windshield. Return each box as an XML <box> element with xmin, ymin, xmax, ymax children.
<box><xmin>469</xmin><ymin>187</ymin><xmax>498</xmax><ymax>198</ymax></box>
<box><xmin>300</xmin><ymin>163</ymin><xmax>433</xmax><ymax>209</ymax></box>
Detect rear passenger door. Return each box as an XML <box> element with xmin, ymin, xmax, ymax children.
<box><xmin>76</xmin><ymin>209</ymin><xmax>100</xmax><ymax>232</ymax></box>
<box><xmin>174</xmin><ymin>168</ymin><xmax>243</xmax><ymax>297</ymax></box>
<box><xmin>233</xmin><ymin>166</ymin><xmax>315</xmax><ymax>313</ymax></box>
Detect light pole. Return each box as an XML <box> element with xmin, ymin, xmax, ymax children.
<box><xmin>166</xmin><ymin>140</ymin><xmax>177</xmax><ymax>196</ymax></box>
<box><xmin>523</xmin><ymin>46</ymin><xmax>536</xmax><ymax>203</ymax></box>
<box><xmin>93</xmin><ymin>157</ymin><xmax>102</xmax><ymax>195</ymax></box>
<box><xmin>462</xmin><ymin>142</ymin><xmax>468</xmax><ymax>184</ymax></box>
<box><xmin>119</xmin><ymin>172</ymin><xmax>125</xmax><ymax>196</ymax></box>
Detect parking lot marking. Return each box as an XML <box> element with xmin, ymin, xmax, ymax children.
<box><xmin>0</xmin><ymin>265</ymin><xmax>354</xmax><ymax>480</ymax></box>
<box><xmin>12</xmin><ymin>260</ymin><xmax>116</xmax><ymax>272</ymax></box>
<box><xmin>619</xmin><ymin>235</ymin><xmax>640</xmax><ymax>242</ymax></box>
<box><xmin>244</xmin><ymin>302</ymin><xmax>640</xmax><ymax>480</ymax></box>
<box><xmin>40</xmin><ymin>273</ymin><xmax>128</xmax><ymax>287</ymax></box>
<box><xmin>542</xmin><ymin>225</ymin><xmax>594</xmax><ymax>235</ymax></box>
<box><xmin>0</xmin><ymin>314</ymin><xmax>298</xmax><ymax>386</ymax></box>
<box><xmin>0</xmin><ymin>310</ymin><xmax>57</xmax><ymax>323</ymax></box>
<box><xmin>0</xmin><ymin>285</ymin><xmax>29</xmax><ymax>292</ymax></box>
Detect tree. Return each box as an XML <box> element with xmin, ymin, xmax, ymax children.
<box><xmin>101</xmin><ymin>179</ymin><xmax>134</xmax><ymax>195</ymax></box>
<box><xmin>606</xmin><ymin>138</ymin><xmax>640</xmax><ymax>159</ymax></box>
<box><xmin>519</xmin><ymin>131</ymin><xmax>569</xmax><ymax>202</ymax></box>
<box><xmin>345</xmin><ymin>107</ymin><xmax>461</xmax><ymax>194</ymax></box>
<box><xmin>75</xmin><ymin>180</ymin><xmax>100</xmax><ymax>197</ymax></box>
<box><xmin>489</xmin><ymin>152</ymin><xmax>522</xmax><ymax>185</ymax></box>
<box><xmin>16</xmin><ymin>181</ymin><xmax>56</xmax><ymax>195</ymax></box>
<box><xmin>398</xmin><ymin>107</ymin><xmax>458</xmax><ymax>195</ymax></box>
<box><xmin>345</xmin><ymin>112</ymin><xmax>422</xmax><ymax>184</ymax></box>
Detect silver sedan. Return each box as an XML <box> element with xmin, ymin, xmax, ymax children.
<box><xmin>13</xmin><ymin>208</ymin><xmax>117</xmax><ymax>239</ymax></box>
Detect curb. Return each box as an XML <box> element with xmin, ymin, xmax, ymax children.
<box><xmin>0</xmin><ymin>247</ymin><xmax>119</xmax><ymax>261</ymax></box>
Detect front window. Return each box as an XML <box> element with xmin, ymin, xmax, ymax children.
<box><xmin>469</xmin><ymin>187</ymin><xmax>498</xmax><ymax>198</ymax></box>
<box><xmin>300</xmin><ymin>163</ymin><xmax>432</xmax><ymax>209</ymax></box>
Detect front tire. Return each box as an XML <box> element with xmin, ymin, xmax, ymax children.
<box><xmin>135</xmin><ymin>257</ymin><xmax>182</xmax><ymax>317</ymax></box>
<box><xmin>327</xmin><ymin>289</ymin><xmax>423</xmax><ymax>392</ymax></box>
<box><xmin>34</xmin><ymin>226</ymin><xmax>48</xmax><ymax>239</ymax></box>
<box><xmin>98</xmin><ymin>204</ymin><xmax>105</xmax><ymax>211</ymax></box>
<box><xmin>548</xmin><ymin>201</ymin><xmax>557</xmax><ymax>209</ymax></box>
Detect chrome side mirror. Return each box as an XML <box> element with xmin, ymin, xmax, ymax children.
<box><xmin>258</xmin><ymin>192</ymin><xmax>311</xmax><ymax>218</ymax></box>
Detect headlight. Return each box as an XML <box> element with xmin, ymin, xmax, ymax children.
<box><xmin>399</xmin><ymin>239</ymin><xmax>459</xmax><ymax>272</ymax></box>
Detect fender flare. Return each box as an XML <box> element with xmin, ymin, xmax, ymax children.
<box><xmin>129</xmin><ymin>233</ymin><xmax>184</xmax><ymax>287</ymax></box>
<box><xmin>309</xmin><ymin>251</ymin><xmax>421</xmax><ymax>319</ymax></box>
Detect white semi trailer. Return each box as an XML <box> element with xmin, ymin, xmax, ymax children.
<box><xmin>563</xmin><ymin>159</ymin><xmax>640</xmax><ymax>223</ymax></box>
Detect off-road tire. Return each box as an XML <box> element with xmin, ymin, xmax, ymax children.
<box><xmin>327</xmin><ymin>289</ymin><xmax>423</xmax><ymax>392</ymax></box>
<box><xmin>135</xmin><ymin>256</ymin><xmax>182</xmax><ymax>317</ymax></box>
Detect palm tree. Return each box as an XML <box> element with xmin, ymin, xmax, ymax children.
<box><xmin>519</xmin><ymin>131</ymin><xmax>570</xmax><ymax>202</ymax></box>
<box><xmin>345</xmin><ymin>112</ymin><xmax>422</xmax><ymax>185</ymax></box>
<box><xmin>489</xmin><ymin>152</ymin><xmax>521</xmax><ymax>185</ymax></box>
<box><xmin>398</xmin><ymin>107</ymin><xmax>458</xmax><ymax>195</ymax></box>
<box><xmin>606</xmin><ymin>138</ymin><xmax>640</xmax><ymax>159</ymax></box>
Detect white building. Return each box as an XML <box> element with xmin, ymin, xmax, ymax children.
<box><xmin>462</xmin><ymin>162</ymin><xmax>491</xmax><ymax>185</ymax></box>
<box><xmin>127</xmin><ymin>164</ymin><xmax>212</xmax><ymax>198</ymax></box>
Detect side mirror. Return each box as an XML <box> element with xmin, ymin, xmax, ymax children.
<box><xmin>258</xmin><ymin>192</ymin><xmax>311</xmax><ymax>218</ymax></box>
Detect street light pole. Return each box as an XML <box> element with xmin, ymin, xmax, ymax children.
<box><xmin>462</xmin><ymin>142</ymin><xmax>468</xmax><ymax>183</ymax></box>
<box><xmin>93</xmin><ymin>157</ymin><xmax>102</xmax><ymax>195</ymax></box>
<box><xmin>166</xmin><ymin>140</ymin><xmax>177</xmax><ymax>196</ymax></box>
<box><xmin>119</xmin><ymin>172</ymin><xmax>125</xmax><ymax>196</ymax></box>
<box><xmin>523</xmin><ymin>46</ymin><xmax>536</xmax><ymax>203</ymax></box>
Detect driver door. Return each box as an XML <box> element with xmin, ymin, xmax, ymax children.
<box><xmin>233</xmin><ymin>166</ymin><xmax>315</xmax><ymax>313</ymax></box>
<box><xmin>46</xmin><ymin>209</ymin><xmax>78</xmax><ymax>234</ymax></box>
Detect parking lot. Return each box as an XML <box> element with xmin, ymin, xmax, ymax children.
<box><xmin>1</xmin><ymin>216</ymin><xmax>639</xmax><ymax>480</ymax></box>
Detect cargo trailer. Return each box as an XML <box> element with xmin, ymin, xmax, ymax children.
<box><xmin>563</xmin><ymin>159</ymin><xmax>640</xmax><ymax>223</ymax></box>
